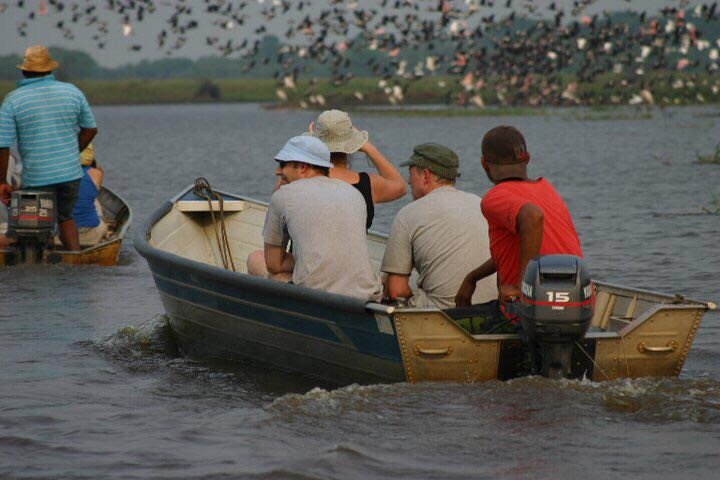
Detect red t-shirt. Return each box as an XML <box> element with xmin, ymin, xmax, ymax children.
<box><xmin>481</xmin><ymin>178</ymin><xmax>582</xmax><ymax>287</ymax></box>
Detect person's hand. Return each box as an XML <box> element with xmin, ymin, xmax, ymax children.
<box><xmin>455</xmin><ymin>277</ymin><xmax>476</xmax><ymax>307</ymax></box>
<box><xmin>358</xmin><ymin>132</ymin><xmax>372</xmax><ymax>153</ymax></box>
<box><xmin>273</xmin><ymin>176</ymin><xmax>288</xmax><ymax>192</ymax></box>
<box><xmin>498</xmin><ymin>284</ymin><xmax>521</xmax><ymax>305</ymax></box>
<box><xmin>0</xmin><ymin>183</ymin><xmax>12</xmax><ymax>206</ymax></box>
<box><xmin>308</xmin><ymin>121</ymin><xmax>314</xmax><ymax>133</ymax></box>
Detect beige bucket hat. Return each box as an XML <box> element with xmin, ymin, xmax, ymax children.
<box><xmin>305</xmin><ymin>110</ymin><xmax>368</xmax><ymax>154</ymax></box>
<box><xmin>17</xmin><ymin>45</ymin><xmax>59</xmax><ymax>72</ymax></box>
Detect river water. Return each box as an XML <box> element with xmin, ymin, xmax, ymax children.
<box><xmin>1</xmin><ymin>103</ymin><xmax>719</xmax><ymax>479</ymax></box>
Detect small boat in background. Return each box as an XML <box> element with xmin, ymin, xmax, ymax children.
<box><xmin>136</xmin><ymin>183</ymin><xmax>715</xmax><ymax>386</ymax></box>
<box><xmin>0</xmin><ymin>187</ymin><xmax>132</xmax><ymax>267</ymax></box>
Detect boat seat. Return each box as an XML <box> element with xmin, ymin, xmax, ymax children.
<box><xmin>176</xmin><ymin>200</ymin><xmax>247</xmax><ymax>212</ymax></box>
<box><xmin>606</xmin><ymin>316</ymin><xmax>633</xmax><ymax>332</ymax></box>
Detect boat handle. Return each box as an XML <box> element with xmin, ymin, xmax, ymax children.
<box><xmin>415</xmin><ymin>346</ymin><xmax>453</xmax><ymax>356</ymax></box>
<box><xmin>637</xmin><ymin>340</ymin><xmax>677</xmax><ymax>353</ymax></box>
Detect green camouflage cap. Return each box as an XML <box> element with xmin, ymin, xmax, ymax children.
<box><xmin>400</xmin><ymin>143</ymin><xmax>460</xmax><ymax>180</ymax></box>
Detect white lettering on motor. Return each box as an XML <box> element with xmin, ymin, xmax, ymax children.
<box><xmin>546</xmin><ymin>291</ymin><xmax>570</xmax><ymax>302</ymax></box>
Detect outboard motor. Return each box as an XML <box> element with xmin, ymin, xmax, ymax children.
<box><xmin>7</xmin><ymin>190</ymin><xmax>56</xmax><ymax>264</ymax></box>
<box><xmin>516</xmin><ymin>254</ymin><xmax>594</xmax><ymax>379</ymax></box>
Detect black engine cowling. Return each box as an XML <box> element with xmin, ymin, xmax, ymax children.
<box><xmin>7</xmin><ymin>190</ymin><xmax>56</xmax><ymax>263</ymax></box>
<box><xmin>517</xmin><ymin>254</ymin><xmax>594</xmax><ymax>378</ymax></box>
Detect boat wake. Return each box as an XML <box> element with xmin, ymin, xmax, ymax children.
<box><xmin>599</xmin><ymin>377</ymin><xmax>720</xmax><ymax>422</ymax></box>
<box><xmin>82</xmin><ymin>314</ymin><xmax>180</xmax><ymax>372</ymax></box>
<box><xmin>269</xmin><ymin>375</ymin><xmax>720</xmax><ymax>425</ymax></box>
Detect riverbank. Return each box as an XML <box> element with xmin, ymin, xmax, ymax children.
<box><xmin>1</xmin><ymin>73</ymin><xmax>719</xmax><ymax>108</ymax></box>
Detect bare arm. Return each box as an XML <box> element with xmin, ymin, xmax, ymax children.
<box><xmin>455</xmin><ymin>258</ymin><xmax>497</xmax><ymax>307</ymax></box>
<box><xmin>78</xmin><ymin>127</ymin><xmax>97</xmax><ymax>153</ymax></box>
<box><xmin>0</xmin><ymin>148</ymin><xmax>10</xmax><ymax>204</ymax></box>
<box><xmin>497</xmin><ymin>203</ymin><xmax>544</xmax><ymax>303</ymax></box>
<box><xmin>0</xmin><ymin>147</ymin><xmax>8</xmax><ymax>183</ymax></box>
<box><xmin>516</xmin><ymin>203</ymin><xmax>544</xmax><ymax>285</ymax></box>
<box><xmin>264</xmin><ymin>243</ymin><xmax>294</xmax><ymax>275</ymax></box>
<box><xmin>360</xmin><ymin>140</ymin><xmax>407</xmax><ymax>203</ymax></box>
<box><xmin>87</xmin><ymin>167</ymin><xmax>104</xmax><ymax>190</ymax></box>
<box><xmin>273</xmin><ymin>177</ymin><xmax>287</xmax><ymax>192</ymax></box>
<box><xmin>385</xmin><ymin>273</ymin><xmax>414</xmax><ymax>301</ymax></box>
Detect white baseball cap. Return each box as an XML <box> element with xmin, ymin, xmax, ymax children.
<box><xmin>275</xmin><ymin>136</ymin><xmax>333</xmax><ymax>169</ymax></box>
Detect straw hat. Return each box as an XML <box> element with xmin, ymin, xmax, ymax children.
<box><xmin>80</xmin><ymin>143</ymin><xmax>95</xmax><ymax>166</ymax></box>
<box><xmin>305</xmin><ymin>110</ymin><xmax>368</xmax><ymax>154</ymax></box>
<box><xmin>16</xmin><ymin>45</ymin><xmax>59</xmax><ymax>72</ymax></box>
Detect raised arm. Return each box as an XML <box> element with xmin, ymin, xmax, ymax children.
<box><xmin>359</xmin><ymin>140</ymin><xmax>407</xmax><ymax>203</ymax></box>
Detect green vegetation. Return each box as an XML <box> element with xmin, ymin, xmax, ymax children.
<box><xmin>2</xmin><ymin>73</ymin><xmax>719</xmax><ymax>108</ymax></box>
<box><xmin>351</xmin><ymin>106</ymin><xmax>546</xmax><ymax>117</ymax></box>
<box><xmin>568</xmin><ymin>111</ymin><xmax>653</xmax><ymax>121</ymax></box>
<box><xmin>696</xmin><ymin>144</ymin><xmax>720</xmax><ymax>165</ymax></box>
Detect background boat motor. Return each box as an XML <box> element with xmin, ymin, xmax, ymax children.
<box><xmin>7</xmin><ymin>190</ymin><xmax>56</xmax><ymax>264</ymax></box>
<box><xmin>516</xmin><ymin>254</ymin><xmax>594</xmax><ymax>379</ymax></box>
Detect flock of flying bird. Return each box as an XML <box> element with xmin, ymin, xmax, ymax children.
<box><xmin>2</xmin><ymin>0</ymin><xmax>720</xmax><ymax>107</ymax></box>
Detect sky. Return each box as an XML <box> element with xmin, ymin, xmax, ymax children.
<box><xmin>0</xmin><ymin>0</ymin><xmax>692</xmax><ymax>68</ymax></box>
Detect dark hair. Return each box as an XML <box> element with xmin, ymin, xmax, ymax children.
<box><xmin>330</xmin><ymin>152</ymin><xmax>348</xmax><ymax>163</ymax></box>
<box><xmin>21</xmin><ymin>71</ymin><xmax>51</xmax><ymax>78</ymax></box>
<box><xmin>481</xmin><ymin>126</ymin><xmax>530</xmax><ymax>164</ymax></box>
<box><xmin>278</xmin><ymin>160</ymin><xmax>329</xmax><ymax>176</ymax></box>
<box><xmin>312</xmin><ymin>165</ymin><xmax>330</xmax><ymax>176</ymax></box>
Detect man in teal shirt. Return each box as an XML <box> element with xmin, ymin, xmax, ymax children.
<box><xmin>0</xmin><ymin>46</ymin><xmax>98</xmax><ymax>250</ymax></box>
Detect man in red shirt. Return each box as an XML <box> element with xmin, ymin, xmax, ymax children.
<box><xmin>455</xmin><ymin>125</ymin><xmax>582</xmax><ymax>326</ymax></box>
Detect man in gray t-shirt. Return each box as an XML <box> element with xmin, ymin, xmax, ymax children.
<box><xmin>251</xmin><ymin>135</ymin><xmax>382</xmax><ymax>302</ymax></box>
<box><xmin>381</xmin><ymin>143</ymin><xmax>496</xmax><ymax>308</ymax></box>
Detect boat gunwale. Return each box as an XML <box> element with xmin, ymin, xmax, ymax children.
<box><xmin>594</xmin><ymin>280</ymin><xmax>714</xmax><ymax>309</ymax></box>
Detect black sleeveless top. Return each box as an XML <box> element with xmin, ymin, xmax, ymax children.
<box><xmin>352</xmin><ymin>172</ymin><xmax>374</xmax><ymax>230</ymax></box>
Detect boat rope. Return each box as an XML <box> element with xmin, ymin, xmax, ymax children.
<box><xmin>192</xmin><ymin>177</ymin><xmax>236</xmax><ymax>271</ymax></box>
<box><xmin>574</xmin><ymin>340</ymin><xmax>612</xmax><ymax>381</ymax></box>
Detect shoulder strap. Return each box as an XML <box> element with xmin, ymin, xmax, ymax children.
<box><xmin>353</xmin><ymin>172</ymin><xmax>374</xmax><ymax>230</ymax></box>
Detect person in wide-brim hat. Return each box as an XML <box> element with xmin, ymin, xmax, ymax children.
<box><xmin>300</xmin><ymin>109</ymin><xmax>406</xmax><ymax>231</ymax></box>
<box><xmin>305</xmin><ymin>109</ymin><xmax>368</xmax><ymax>154</ymax></box>
<box><xmin>16</xmin><ymin>45</ymin><xmax>59</xmax><ymax>72</ymax></box>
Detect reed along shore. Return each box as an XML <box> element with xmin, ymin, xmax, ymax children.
<box><xmin>1</xmin><ymin>74</ymin><xmax>719</xmax><ymax>108</ymax></box>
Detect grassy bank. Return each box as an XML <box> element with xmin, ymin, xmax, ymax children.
<box><xmin>1</xmin><ymin>74</ymin><xmax>719</xmax><ymax>108</ymax></box>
